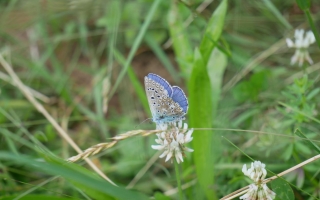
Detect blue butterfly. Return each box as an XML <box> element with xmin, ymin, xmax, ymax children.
<box><xmin>144</xmin><ymin>73</ymin><xmax>188</xmax><ymax>124</ymax></box>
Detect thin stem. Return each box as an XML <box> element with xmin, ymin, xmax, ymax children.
<box><xmin>305</xmin><ymin>9</ymin><xmax>320</xmax><ymax>49</ymax></box>
<box><xmin>174</xmin><ymin>161</ymin><xmax>183</xmax><ymax>200</ymax></box>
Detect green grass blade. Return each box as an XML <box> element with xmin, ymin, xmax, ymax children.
<box><xmin>188</xmin><ymin>1</ymin><xmax>228</xmax><ymax>199</ymax></box>
<box><xmin>0</xmin><ymin>195</ymin><xmax>78</xmax><ymax>200</ymax></box>
<box><xmin>0</xmin><ymin>152</ymin><xmax>149</xmax><ymax>200</ymax></box>
<box><xmin>109</xmin><ymin>0</ymin><xmax>162</xmax><ymax>98</ymax></box>
<box><xmin>167</xmin><ymin>1</ymin><xmax>193</xmax><ymax>78</ymax></box>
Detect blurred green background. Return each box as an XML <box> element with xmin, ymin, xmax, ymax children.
<box><xmin>0</xmin><ymin>0</ymin><xmax>320</xmax><ymax>199</ymax></box>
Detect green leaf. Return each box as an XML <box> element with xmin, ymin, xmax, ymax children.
<box><xmin>154</xmin><ymin>192</ymin><xmax>171</xmax><ymax>200</ymax></box>
<box><xmin>189</xmin><ymin>49</ymin><xmax>215</xmax><ymax>199</ymax></box>
<box><xmin>0</xmin><ymin>152</ymin><xmax>149</xmax><ymax>200</ymax></box>
<box><xmin>271</xmin><ymin>178</ymin><xmax>294</xmax><ymax>200</ymax></box>
<box><xmin>207</xmin><ymin>49</ymin><xmax>228</xmax><ymax>115</ymax></box>
<box><xmin>188</xmin><ymin>1</ymin><xmax>228</xmax><ymax>199</ymax></box>
<box><xmin>295</xmin><ymin>0</ymin><xmax>311</xmax><ymax>10</ymax></box>
<box><xmin>199</xmin><ymin>0</ymin><xmax>228</xmax><ymax>63</ymax></box>
<box><xmin>306</xmin><ymin>88</ymin><xmax>320</xmax><ymax>100</ymax></box>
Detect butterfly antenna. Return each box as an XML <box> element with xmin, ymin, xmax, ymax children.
<box><xmin>135</xmin><ymin>118</ymin><xmax>152</xmax><ymax>128</ymax></box>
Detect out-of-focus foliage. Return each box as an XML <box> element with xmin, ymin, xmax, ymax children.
<box><xmin>0</xmin><ymin>0</ymin><xmax>320</xmax><ymax>199</ymax></box>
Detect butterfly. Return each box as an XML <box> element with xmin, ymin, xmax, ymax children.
<box><xmin>144</xmin><ymin>73</ymin><xmax>188</xmax><ymax>125</ymax></box>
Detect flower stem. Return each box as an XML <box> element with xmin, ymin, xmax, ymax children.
<box><xmin>304</xmin><ymin>9</ymin><xmax>320</xmax><ymax>49</ymax></box>
<box><xmin>174</xmin><ymin>160</ymin><xmax>183</xmax><ymax>200</ymax></box>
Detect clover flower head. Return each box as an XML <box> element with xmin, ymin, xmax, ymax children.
<box><xmin>240</xmin><ymin>183</ymin><xmax>276</xmax><ymax>200</ymax></box>
<box><xmin>286</xmin><ymin>29</ymin><xmax>315</xmax><ymax>66</ymax></box>
<box><xmin>242</xmin><ymin>160</ymin><xmax>267</xmax><ymax>182</ymax></box>
<box><xmin>152</xmin><ymin>121</ymin><xmax>193</xmax><ymax>164</ymax></box>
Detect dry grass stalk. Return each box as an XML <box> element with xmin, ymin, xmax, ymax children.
<box><xmin>0</xmin><ymin>54</ymin><xmax>115</xmax><ymax>185</ymax></box>
<box><xmin>68</xmin><ymin>129</ymin><xmax>158</xmax><ymax>162</ymax></box>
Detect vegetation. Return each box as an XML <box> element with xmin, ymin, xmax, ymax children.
<box><xmin>0</xmin><ymin>0</ymin><xmax>319</xmax><ymax>199</ymax></box>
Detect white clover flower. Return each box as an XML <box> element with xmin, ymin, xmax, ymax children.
<box><xmin>240</xmin><ymin>161</ymin><xmax>276</xmax><ymax>200</ymax></box>
<box><xmin>152</xmin><ymin>121</ymin><xmax>194</xmax><ymax>164</ymax></box>
<box><xmin>239</xmin><ymin>184</ymin><xmax>258</xmax><ymax>200</ymax></box>
<box><xmin>242</xmin><ymin>161</ymin><xmax>267</xmax><ymax>182</ymax></box>
<box><xmin>286</xmin><ymin>29</ymin><xmax>315</xmax><ymax>66</ymax></box>
<box><xmin>240</xmin><ymin>183</ymin><xmax>276</xmax><ymax>200</ymax></box>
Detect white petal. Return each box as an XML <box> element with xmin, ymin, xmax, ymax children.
<box><xmin>175</xmin><ymin>151</ymin><xmax>183</xmax><ymax>163</ymax></box>
<box><xmin>165</xmin><ymin>151</ymin><xmax>173</xmax><ymax>162</ymax></box>
<box><xmin>286</xmin><ymin>38</ymin><xmax>294</xmax><ymax>47</ymax></box>
<box><xmin>184</xmin><ymin>147</ymin><xmax>194</xmax><ymax>152</ymax></box>
<box><xmin>305</xmin><ymin>52</ymin><xmax>313</xmax><ymax>64</ymax></box>
<box><xmin>155</xmin><ymin>139</ymin><xmax>163</xmax><ymax>144</ymax></box>
<box><xmin>183</xmin><ymin>123</ymin><xmax>188</xmax><ymax>130</ymax></box>
<box><xmin>262</xmin><ymin>168</ymin><xmax>267</xmax><ymax>180</ymax></box>
<box><xmin>177</xmin><ymin>133</ymin><xmax>184</xmax><ymax>143</ymax></box>
<box><xmin>160</xmin><ymin>150</ymin><xmax>169</xmax><ymax>158</ymax></box>
<box><xmin>242</xmin><ymin>164</ymin><xmax>248</xmax><ymax>175</ymax></box>
<box><xmin>290</xmin><ymin>50</ymin><xmax>299</xmax><ymax>65</ymax></box>
<box><xmin>185</xmin><ymin>129</ymin><xmax>194</xmax><ymax>142</ymax></box>
<box><xmin>306</xmin><ymin>31</ymin><xmax>315</xmax><ymax>44</ymax></box>
<box><xmin>178</xmin><ymin>120</ymin><xmax>182</xmax><ymax>128</ymax></box>
<box><xmin>151</xmin><ymin>145</ymin><xmax>164</xmax><ymax>150</ymax></box>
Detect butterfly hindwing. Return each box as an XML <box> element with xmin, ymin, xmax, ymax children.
<box><xmin>171</xmin><ymin>86</ymin><xmax>188</xmax><ymax>113</ymax></box>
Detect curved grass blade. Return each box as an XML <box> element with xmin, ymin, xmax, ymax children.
<box><xmin>0</xmin><ymin>152</ymin><xmax>149</xmax><ymax>200</ymax></box>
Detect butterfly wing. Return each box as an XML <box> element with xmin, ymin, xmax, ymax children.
<box><xmin>147</xmin><ymin>73</ymin><xmax>173</xmax><ymax>96</ymax></box>
<box><xmin>144</xmin><ymin>74</ymin><xmax>187</xmax><ymax>124</ymax></box>
<box><xmin>171</xmin><ymin>86</ymin><xmax>188</xmax><ymax>113</ymax></box>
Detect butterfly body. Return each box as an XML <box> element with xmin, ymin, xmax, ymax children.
<box><xmin>144</xmin><ymin>73</ymin><xmax>188</xmax><ymax>124</ymax></box>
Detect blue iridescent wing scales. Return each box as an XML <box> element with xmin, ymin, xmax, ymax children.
<box><xmin>171</xmin><ymin>86</ymin><xmax>188</xmax><ymax>113</ymax></box>
<box><xmin>147</xmin><ymin>73</ymin><xmax>172</xmax><ymax>96</ymax></box>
